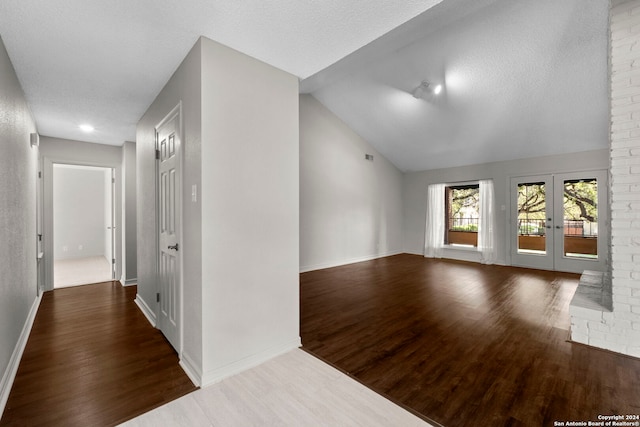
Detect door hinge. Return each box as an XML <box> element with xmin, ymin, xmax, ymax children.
<box><xmin>156</xmin><ymin>292</ymin><xmax>160</xmax><ymax>302</ymax></box>
<box><xmin>112</xmin><ymin>258</ymin><xmax>116</xmax><ymax>264</ymax></box>
<box><xmin>38</xmin><ymin>171</ymin><xmax>42</xmax><ymax>178</ymax></box>
<box><xmin>155</xmin><ymin>149</ymin><xmax>160</xmax><ymax>160</ymax></box>
<box><xmin>112</xmin><ymin>177</ymin><xmax>115</xmax><ymax>183</ymax></box>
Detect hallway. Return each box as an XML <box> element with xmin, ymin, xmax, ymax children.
<box><xmin>0</xmin><ymin>282</ymin><xmax>196</xmax><ymax>426</ymax></box>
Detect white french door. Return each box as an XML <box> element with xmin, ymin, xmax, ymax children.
<box><xmin>510</xmin><ymin>170</ymin><xmax>608</xmax><ymax>273</ymax></box>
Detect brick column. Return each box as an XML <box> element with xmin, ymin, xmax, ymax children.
<box><xmin>609</xmin><ymin>0</ymin><xmax>640</xmax><ymax>357</ymax></box>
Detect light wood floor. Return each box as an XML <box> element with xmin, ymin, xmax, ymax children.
<box><xmin>120</xmin><ymin>349</ymin><xmax>435</xmax><ymax>427</ymax></box>
<box><xmin>54</xmin><ymin>255</ymin><xmax>112</xmax><ymax>288</ymax></box>
<box><xmin>300</xmin><ymin>254</ymin><xmax>640</xmax><ymax>427</ymax></box>
<box><xmin>0</xmin><ymin>282</ymin><xmax>197</xmax><ymax>426</ymax></box>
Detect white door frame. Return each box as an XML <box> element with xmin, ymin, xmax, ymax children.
<box><xmin>155</xmin><ymin>102</ymin><xmax>183</xmax><ymax>354</ymax></box>
<box><xmin>108</xmin><ymin>168</ymin><xmax>116</xmax><ymax>280</ymax></box>
<box><xmin>42</xmin><ymin>157</ymin><xmax>123</xmax><ymax>291</ymax></box>
<box><xmin>36</xmin><ymin>155</ymin><xmax>44</xmax><ymax>295</ymax></box>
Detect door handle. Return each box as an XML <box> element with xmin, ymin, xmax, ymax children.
<box><xmin>167</xmin><ymin>243</ymin><xmax>179</xmax><ymax>251</ymax></box>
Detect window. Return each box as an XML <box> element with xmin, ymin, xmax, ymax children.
<box><xmin>445</xmin><ymin>184</ymin><xmax>480</xmax><ymax>247</ymax></box>
<box><xmin>425</xmin><ymin>180</ymin><xmax>495</xmax><ymax>263</ymax></box>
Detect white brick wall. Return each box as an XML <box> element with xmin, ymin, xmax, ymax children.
<box><xmin>606</xmin><ymin>0</ymin><xmax>640</xmax><ymax>358</ymax></box>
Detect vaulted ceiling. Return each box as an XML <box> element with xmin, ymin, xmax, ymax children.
<box><xmin>305</xmin><ymin>0</ymin><xmax>610</xmax><ymax>172</ymax></box>
<box><xmin>0</xmin><ymin>0</ymin><xmax>609</xmax><ymax>172</ymax></box>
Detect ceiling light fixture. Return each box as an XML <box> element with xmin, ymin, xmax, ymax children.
<box><xmin>412</xmin><ymin>80</ymin><xmax>443</xmax><ymax>99</ymax></box>
<box><xmin>79</xmin><ymin>124</ymin><xmax>94</xmax><ymax>133</ymax></box>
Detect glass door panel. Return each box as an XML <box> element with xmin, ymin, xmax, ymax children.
<box><xmin>517</xmin><ymin>182</ymin><xmax>547</xmax><ymax>255</ymax></box>
<box><xmin>511</xmin><ymin>175</ymin><xmax>554</xmax><ymax>271</ymax></box>
<box><xmin>562</xmin><ymin>178</ymin><xmax>598</xmax><ymax>259</ymax></box>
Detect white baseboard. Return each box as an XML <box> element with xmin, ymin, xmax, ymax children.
<box><xmin>179</xmin><ymin>351</ymin><xmax>202</xmax><ymax>387</ymax></box>
<box><xmin>0</xmin><ymin>294</ymin><xmax>42</xmax><ymax>416</ymax></box>
<box><xmin>301</xmin><ymin>251</ymin><xmax>506</xmax><ymax>273</ymax></box>
<box><xmin>134</xmin><ymin>294</ymin><xmax>156</xmax><ymax>327</ymax></box>
<box><xmin>123</xmin><ymin>278</ymin><xmax>137</xmax><ymax>286</ymax></box>
<box><xmin>300</xmin><ymin>251</ymin><xmax>403</xmax><ymax>273</ymax></box>
<box><xmin>201</xmin><ymin>338</ymin><xmax>301</xmax><ymax>387</ymax></box>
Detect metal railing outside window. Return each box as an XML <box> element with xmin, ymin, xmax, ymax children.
<box><xmin>516</xmin><ymin>219</ymin><xmax>597</xmax><ymax>237</ymax></box>
<box><xmin>448</xmin><ymin>217</ymin><xmax>479</xmax><ymax>232</ymax></box>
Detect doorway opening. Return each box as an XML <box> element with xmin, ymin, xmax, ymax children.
<box><xmin>53</xmin><ymin>164</ymin><xmax>115</xmax><ymax>288</ymax></box>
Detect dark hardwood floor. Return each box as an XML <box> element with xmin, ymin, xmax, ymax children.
<box><xmin>301</xmin><ymin>254</ymin><xmax>640</xmax><ymax>427</ymax></box>
<box><xmin>1</xmin><ymin>282</ymin><xmax>196</xmax><ymax>427</ymax></box>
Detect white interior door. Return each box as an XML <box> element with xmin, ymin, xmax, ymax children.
<box><xmin>156</xmin><ymin>106</ymin><xmax>182</xmax><ymax>352</ymax></box>
<box><xmin>510</xmin><ymin>170</ymin><xmax>607</xmax><ymax>273</ymax></box>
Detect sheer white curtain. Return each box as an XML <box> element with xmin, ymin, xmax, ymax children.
<box><xmin>424</xmin><ymin>183</ymin><xmax>445</xmax><ymax>258</ymax></box>
<box><xmin>478</xmin><ymin>179</ymin><xmax>496</xmax><ymax>264</ymax></box>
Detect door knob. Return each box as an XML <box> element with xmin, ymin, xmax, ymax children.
<box><xmin>167</xmin><ymin>243</ymin><xmax>179</xmax><ymax>251</ymax></box>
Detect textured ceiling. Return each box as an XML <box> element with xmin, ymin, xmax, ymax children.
<box><xmin>0</xmin><ymin>0</ymin><xmax>442</xmax><ymax>146</ymax></box>
<box><xmin>308</xmin><ymin>0</ymin><xmax>610</xmax><ymax>172</ymax></box>
<box><xmin>0</xmin><ymin>0</ymin><xmax>611</xmax><ymax>171</ymax></box>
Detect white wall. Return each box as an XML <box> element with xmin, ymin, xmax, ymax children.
<box><xmin>0</xmin><ymin>36</ymin><xmax>39</xmax><ymax>415</ymax></box>
<box><xmin>137</xmin><ymin>36</ymin><xmax>300</xmax><ymax>386</ymax></box>
<box><xmin>53</xmin><ymin>165</ymin><xmax>108</xmax><ymax>261</ymax></box>
<box><xmin>200</xmin><ymin>36</ymin><xmax>300</xmax><ymax>384</ymax></box>
<box><xmin>40</xmin><ymin>136</ymin><xmax>123</xmax><ymax>289</ymax></box>
<box><xmin>403</xmin><ymin>149</ymin><xmax>609</xmax><ymax>265</ymax></box>
<box><xmin>137</xmin><ymin>38</ymin><xmax>203</xmax><ymax>375</ymax></box>
<box><xmin>299</xmin><ymin>94</ymin><xmax>404</xmax><ymax>272</ymax></box>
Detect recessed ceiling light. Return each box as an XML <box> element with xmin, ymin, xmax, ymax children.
<box><xmin>79</xmin><ymin>124</ymin><xmax>94</xmax><ymax>132</ymax></box>
<box><xmin>433</xmin><ymin>84</ymin><xmax>443</xmax><ymax>95</ymax></box>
